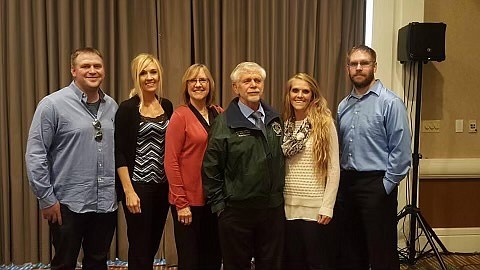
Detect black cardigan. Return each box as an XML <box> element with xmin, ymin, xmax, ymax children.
<box><xmin>114</xmin><ymin>95</ymin><xmax>173</xmax><ymax>201</ymax></box>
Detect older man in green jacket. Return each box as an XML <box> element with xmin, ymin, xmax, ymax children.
<box><xmin>203</xmin><ymin>62</ymin><xmax>285</xmax><ymax>270</ymax></box>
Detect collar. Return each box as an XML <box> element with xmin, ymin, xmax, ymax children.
<box><xmin>225</xmin><ymin>97</ymin><xmax>280</xmax><ymax>129</ymax></box>
<box><xmin>71</xmin><ymin>81</ymin><xmax>106</xmax><ymax>104</ymax></box>
<box><xmin>347</xmin><ymin>79</ymin><xmax>382</xmax><ymax>100</ymax></box>
<box><xmin>237</xmin><ymin>99</ymin><xmax>265</xmax><ymax>121</ymax></box>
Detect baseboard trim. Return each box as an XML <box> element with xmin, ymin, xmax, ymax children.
<box><xmin>419</xmin><ymin>158</ymin><xmax>480</xmax><ymax>179</ymax></box>
<box><xmin>417</xmin><ymin>227</ymin><xmax>480</xmax><ymax>253</ymax></box>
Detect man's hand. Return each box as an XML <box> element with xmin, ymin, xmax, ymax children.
<box><xmin>42</xmin><ymin>202</ymin><xmax>62</xmax><ymax>225</ymax></box>
<box><xmin>177</xmin><ymin>206</ymin><xmax>192</xmax><ymax>225</ymax></box>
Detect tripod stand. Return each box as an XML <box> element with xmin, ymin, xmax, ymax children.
<box><xmin>397</xmin><ymin>61</ymin><xmax>449</xmax><ymax>269</ymax></box>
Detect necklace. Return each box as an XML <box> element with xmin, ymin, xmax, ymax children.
<box><xmin>199</xmin><ymin>109</ymin><xmax>208</xmax><ymax>116</ymax></box>
<box><xmin>197</xmin><ymin>107</ymin><xmax>209</xmax><ymax>124</ymax></box>
<box><xmin>140</xmin><ymin>100</ymin><xmax>163</xmax><ymax>118</ymax></box>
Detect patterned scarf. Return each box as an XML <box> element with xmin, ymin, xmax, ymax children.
<box><xmin>281</xmin><ymin>118</ymin><xmax>311</xmax><ymax>157</ymax></box>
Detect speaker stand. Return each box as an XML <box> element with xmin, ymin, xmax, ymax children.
<box><xmin>397</xmin><ymin>62</ymin><xmax>449</xmax><ymax>269</ymax></box>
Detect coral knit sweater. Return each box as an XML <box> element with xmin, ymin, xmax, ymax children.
<box><xmin>165</xmin><ymin>105</ymin><xmax>211</xmax><ymax>210</ymax></box>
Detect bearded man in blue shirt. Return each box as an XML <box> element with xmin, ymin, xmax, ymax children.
<box><xmin>336</xmin><ymin>45</ymin><xmax>411</xmax><ymax>270</ymax></box>
<box><xmin>25</xmin><ymin>47</ymin><xmax>118</xmax><ymax>270</ymax></box>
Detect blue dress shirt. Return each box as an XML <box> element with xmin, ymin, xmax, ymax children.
<box><xmin>25</xmin><ymin>81</ymin><xmax>118</xmax><ymax>213</ymax></box>
<box><xmin>337</xmin><ymin>80</ymin><xmax>411</xmax><ymax>194</ymax></box>
<box><xmin>237</xmin><ymin>100</ymin><xmax>265</xmax><ymax>124</ymax></box>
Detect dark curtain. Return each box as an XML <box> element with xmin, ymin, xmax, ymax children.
<box><xmin>0</xmin><ymin>0</ymin><xmax>364</xmax><ymax>265</ymax></box>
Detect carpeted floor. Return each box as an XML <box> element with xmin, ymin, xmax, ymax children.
<box><xmin>2</xmin><ymin>253</ymin><xmax>479</xmax><ymax>270</ymax></box>
<box><xmin>400</xmin><ymin>253</ymin><xmax>480</xmax><ymax>270</ymax></box>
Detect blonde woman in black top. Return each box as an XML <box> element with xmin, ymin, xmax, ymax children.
<box><xmin>115</xmin><ymin>53</ymin><xmax>173</xmax><ymax>270</ymax></box>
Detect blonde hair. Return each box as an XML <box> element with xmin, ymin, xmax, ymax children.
<box><xmin>181</xmin><ymin>64</ymin><xmax>216</xmax><ymax>105</ymax></box>
<box><xmin>129</xmin><ymin>53</ymin><xmax>163</xmax><ymax>109</ymax></box>
<box><xmin>283</xmin><ymin>73</ymin><xmax>333</xmax><ymax>181</ymax></box>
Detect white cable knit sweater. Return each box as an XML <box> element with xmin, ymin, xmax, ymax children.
<box><xmin>284</xmin><ymin>120</ymin><xmax>340</xmax><ymax>221</ymax></box>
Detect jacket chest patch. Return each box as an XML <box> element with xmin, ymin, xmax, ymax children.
<box><xmin>272</xmin><ymin>122</ymin><xmax>282</xmax><ymax>136</ymax></box>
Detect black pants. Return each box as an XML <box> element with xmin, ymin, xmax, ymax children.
<box><xmin>122</xmin><ymin>181</ymin><xmax>169</xmax><ymax>270</ymax></box>
<box><xmin>171</xmin><ymin>205</ymin><xmax>222</xmax><ymax>270</ymax></box>
<box><xmin>336</xmin><ymin>171</ymin><xmax>399</xmax><ymax>270</ymax></box>
<box><xmin>50</xmin><ymin>204</ymin><xmax>116</xmax><ymax>270</ymax></box>
<box><xmin>283</xmin><ymin>219</ymin><xmax>336</xmax><ymax>270</ymax></box>
<box><xmin>218</xmin><ymin>205</ymin><xmax>285</xmax><ymax>270</ymax></box>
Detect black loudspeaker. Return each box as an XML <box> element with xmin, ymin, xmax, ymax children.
<box><xmin>397</xmin><ymin>22</ymin><xmax>446</xmax><ymax>62</ymax></box>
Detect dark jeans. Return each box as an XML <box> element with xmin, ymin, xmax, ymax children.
<box><xmin>171</xmin><ymin>205</ymin><xmax>222</xmax><ymax>270</ymax></box>
<box><xmin>50</xmin><ymin>204</ymin><xmax>116</xmax><ymax>270</ymax></box>
<box><xmin>123</xmin><ymin>181</ymin><xmax>169</xmax><ymax>270</ymax></box>
<box><xmin>336</xmin><ymin>171</ymin><xmax>399</xmax><ymax>270</ymax></box>
<box><xmin>283</xmin><ymin>219</ymin><xmax>336</xmax><ymax>270</ymax></box>
<box><xmin>218</xmin><ymin>205</ymin><xmax>285</xmax><ymax>270</ymax></box>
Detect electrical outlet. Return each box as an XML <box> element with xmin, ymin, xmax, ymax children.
<box><xmin>468</xmin><ymin>120</ymin><xmax>477</xmax><ymax>133</ymax></box>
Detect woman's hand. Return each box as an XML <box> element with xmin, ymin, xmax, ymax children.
<box><xmin>317</xmin><ymin>214</ymin><xmax>332</xmax><ymax>225</ymax></box>
<box><xmin>125</xmin><ymin>190</ymin><xmax>141</xmax><ymax>214</ymax></box>
<box><xmin>177</xmin><ymin>206</ymin><xmax>192</xmax><ymax>225</ymax></box>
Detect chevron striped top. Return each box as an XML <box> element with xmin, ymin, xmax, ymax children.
<box><xmin>132</xmin><ymin>114</ymin><xmax>169</xmax><ymax>183</ymax></box>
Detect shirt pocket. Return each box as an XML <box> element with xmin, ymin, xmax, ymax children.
<box><xmin>361</xmin><ymin>115</ymin><xmax>385</xmax><ymax>137</ymax></box>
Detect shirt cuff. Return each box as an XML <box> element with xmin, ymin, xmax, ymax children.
<box><xmin>39</xmin><ymin>194</ymin><xmax>58</xmax><ymax>209</ymax></box>
<box><xmin>319</xmin><ymin>206</ymin><xmax>334</xmax><ymax>218</ymax></box>
<box><xmin>383</xmin><ymin>177</ymin><xmax>397</xmax><ymax>195</ymax></box>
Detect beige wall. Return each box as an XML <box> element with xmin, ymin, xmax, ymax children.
<box><xmin>420</xmin><ymin>0</ymin><xmax>480</xmax><ymax>252</ymax></box>
<box><xmin>421</xmin><ymin>0</ymin><xmax>480</xmax><ymax>158</ymax></box>
<box><xmin>372</xmin><ymin>0</ymin><xmax>480</xmax><ymax>158</ymax></box>
<box><xmin>373</xmin><ymin>0</ymin><xmax>480</xmax><ymax>252</ymax></box>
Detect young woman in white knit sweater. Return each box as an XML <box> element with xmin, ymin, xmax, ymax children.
<box><xmin>281</xmin><ymin>73</ymin><xmax>340</xmax><ymax>270</ymax></box>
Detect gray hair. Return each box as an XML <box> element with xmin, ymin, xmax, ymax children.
<box><xmin>230</xmin><ymin>62</ymin><xmax>266</xmax><ymax>83</ymax></box>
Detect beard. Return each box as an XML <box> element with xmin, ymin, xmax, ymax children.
<box><xmin>350</xmin><ymin>71</ymin><xmax>375</xmax><ymax>89</ymax></box>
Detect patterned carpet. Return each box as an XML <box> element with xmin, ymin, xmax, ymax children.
<box><xmin>400</xmin><ymin>253</ymin><xmax>480</xmax><ymax>270</ymax></box>
<box><xmin>2</xmin><ymin>253</ymin><xmax>479</xmax><ymax>270</ymax></box>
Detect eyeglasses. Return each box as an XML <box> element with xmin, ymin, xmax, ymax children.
<box><xmin>92</xmin><ymin>119</ymin><xmax>103</xmax><ymax>142</ymax></box>
<box><xmin>347</xmin><ymin>61</ymin><xmax>375</xmax><ymax>69</ymax></box>
<box><xmin>187</xmin><ymin>78</ymin><xmax>209</xmax><ymax>85</ymax></box>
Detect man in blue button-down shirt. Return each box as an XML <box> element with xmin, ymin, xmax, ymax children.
<box><xmin>336</xmin><ymin>45</ymin><xmax>411</xmax><ymax>270</ymax></box>
<box><xmin>25</xmin><ymin>47</ymin><xmax>118</xmax><ymax>270</ymax></box>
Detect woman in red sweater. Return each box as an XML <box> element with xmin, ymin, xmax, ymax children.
<box><xmin>165</xmin><ymin>64</ymin><xmax>222</xmax><ymax>270</ymax></box>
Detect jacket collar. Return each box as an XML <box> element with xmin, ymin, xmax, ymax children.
<box><xmin>225</xmin><ymin>97</ymin><xmax>280</xmax><ymax>129</ymax></box>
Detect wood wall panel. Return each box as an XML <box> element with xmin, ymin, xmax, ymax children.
<box><xmin>419</xmin><ymin>178</ymin><xmax>480</xmax><ymax>228</ymax></box>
